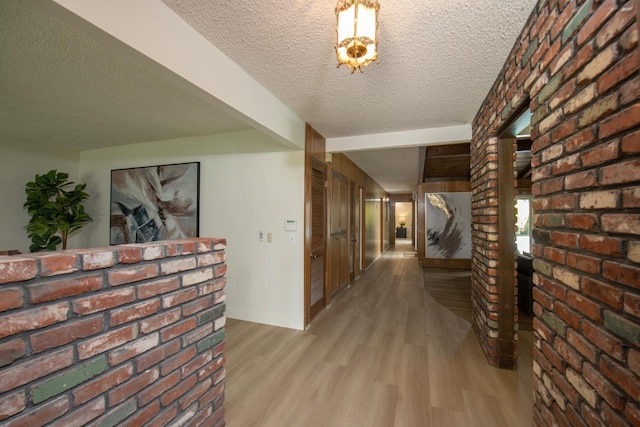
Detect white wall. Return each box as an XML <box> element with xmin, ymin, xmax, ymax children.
<box><xmin>396</xmin><ymin>202</ymin><xmax>413</xmax><ymax>229</ymax></box>
<box><xmin>0</xmin><ymin>138</ymin><xmax>80</xmax><ymax>253</ymax></box>
<box><xmin>78</xmin><ymin>130</ymin><xmax>305</xmax><ymax>330</ymax></box>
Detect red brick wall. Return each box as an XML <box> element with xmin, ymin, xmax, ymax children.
<box><xmin>0</xmin><ymin>238</ymin><xmax>227</xmax><ymax>426</ymax></box>
<box><xmin>471</xmin><ymin>0</ymin><xmax>639</xmax><ymax>425</ymax></box>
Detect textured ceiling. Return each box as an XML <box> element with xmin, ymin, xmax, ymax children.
<box><xmin>162</xmin><ymin>0</ymin><xmax>537</xmax><ymax>139</ymax></box>
<box><xmin>0</xmin><ymin>0</ymin><xmax>538</xmax><ymax>193</ymax></box>
<box><xmin>0</xmin><ymin>0</ymin><xmax>250</xmax><ymax>151</ymax></box>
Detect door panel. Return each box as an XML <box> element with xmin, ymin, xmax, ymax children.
<box><xmin>310</xmin><ymin>256</ymin><xmax>324</xmax><ymax>305</ymax></box>
<box><xmin>358</xmin><ymin>187</ymin><xmax>363</xmax><ymax>272</ymax></box>
<box><xmin>349</xmin><ymin>180</ymin><xmax>356</xmax><ymax>281</ymax></box>
<box><xmin>340</xmin><ymin>234</ymin><xmax>349</xmax><ymax>287</ymax></box>
<box><xmin>329</xmin><ymin>170</ymin><xmax>349</xmax><ymax>295</ymax></box>
<box><xmin>309</xmin><ymin>161</ymin><xmax>327</xmax><ymax>319</ymax></box>
<box><xmin>330</xmin><ymin>236</ymin><xmax>341</xmax><ymax>295</ymax></box>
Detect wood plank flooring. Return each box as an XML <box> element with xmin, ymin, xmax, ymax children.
<box><xmin>224</xmin><ymin>242</ymin><xmax>534</xmax><ymax>426</ymax></box>
<box><xmin>422</xmin><ymin>267</ymin><xmax>534</xmax><ymax>331</ymax></box>
<box><xmin>423</xmin><ymin>267</ymin><xmax>474</xmax><ymax>323</ymax></box>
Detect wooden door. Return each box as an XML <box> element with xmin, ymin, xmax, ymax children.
<box><xmin>349</xmin><ymin>180</ymin><xmax>357</xmax><ymax>282</ymax></box>
<box><xmin>339</xmin><ymin>176</ymin><xmax>349</xmax><ymax>289</ymax></box>
<box><xmin>309</xmin><ymin>160</ymin><xmax>327</xmax><ymax>320</ymax></box>
<box><xmin>330</xmin><ymin>170</ymin><xmax>349</xmax><ymax>295</ymax></box>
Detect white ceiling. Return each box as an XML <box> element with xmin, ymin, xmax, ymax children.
<box><xmin>0</xmin><ymin>0</ymin><xmax>251</xmax><ymax>152</ymax></box>
<box><xmin>0</xmin><ymin>0</ymin><xmax>537</xmax><ymax>192</ymax></box>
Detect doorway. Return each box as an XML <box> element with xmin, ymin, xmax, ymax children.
<box><xmin>395</xmin><ymin>201</ymin><xmax>413</xmax><ymax>243</ymax></box>
<box><xmin>496</xmin><ymin>103</ymin><xmax>534</xmax><ymax>367</ymax></box>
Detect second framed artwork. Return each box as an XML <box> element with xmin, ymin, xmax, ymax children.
<box><xmin>110</xmin><ymin>162</ymin><xmax>200</xmax><ymax>245</ymax></box>
<box><xmin>425</xmin><ymin>192</ymin><xmax>471</xmax><ymax>259</ymax></box>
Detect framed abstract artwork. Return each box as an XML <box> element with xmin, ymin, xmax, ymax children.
<box><xmin>425</xmin><ymin>192</ymin><xmax>471</xmax><ymax>259</ymax></box>
<box><xmin>110</xmin><ymin>162</ymin><xmax>200</xmax><ymax>244</ymax></box>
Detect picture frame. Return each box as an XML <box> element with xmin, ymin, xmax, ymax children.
<box><xmin>425</xmin><ymin>192</ymin><xmax>471</xmax><ymax>259</ymax></box>
<box><xmin>110</xmin><ymin>162</ymin><xmax>200</xmax><ymax>244</ymax></box>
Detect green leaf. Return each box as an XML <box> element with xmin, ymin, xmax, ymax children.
<box><xmin>24</xmin><ymin>170</ymin><xmax>92</xmax><ymax>252</ymax></box>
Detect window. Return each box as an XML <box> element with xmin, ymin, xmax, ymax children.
<box><xmin>515</xmin><ymin>197</ymin><xmax>532</xmax><ymax>255</ymax></box>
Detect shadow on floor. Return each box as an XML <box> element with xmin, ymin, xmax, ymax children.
<box><xmin>423</xmin><ymin>267</ymin><xmax>533</xmax><ymax>331</ymax></box>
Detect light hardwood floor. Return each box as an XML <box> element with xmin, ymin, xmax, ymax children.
<box><xmin>224</xmin><ymin>242</ymin><xmax>534</xmax><ymax>426</ymax></box>
<box><xmin>422</xmin><ymin>267</ymin><xmax>534</xmax><ymax>332</ymax></box>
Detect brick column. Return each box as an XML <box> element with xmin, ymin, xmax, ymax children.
<box><xmin>472</xmin><ymin>1</ymin><xmax>639</xmax><ymax>425</ymax></box>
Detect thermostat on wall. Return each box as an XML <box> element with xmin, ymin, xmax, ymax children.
<box><xmin>284</xmin><ymin>219</ymin><xmax>297</xmax><ymax>231</ymax></box>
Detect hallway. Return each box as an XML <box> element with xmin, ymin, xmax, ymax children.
<box><xmin>224</xmin><ymin>242</ymin><xmax>534</xmax><ymax>426</ymax></box>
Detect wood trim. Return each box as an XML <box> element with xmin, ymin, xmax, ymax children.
<box><xmin>417</xmin><ymin>184</ymin><xmax>426</xmax><ymax>261</ymax></box>
<box><xmin>417</xmin><ymin>181</ymin><xmax>471</xmax><ymax>265</ymax></box>
<box><xmin>414</xmin><ymin>180</ymin><xmax>471</xmax><ymax>268</ymax></box>
<box><xmin>497</xmin><ymin>137</ymin><xmax>516</xmax><ymax>369</ymax></box>
<box><xmin>306</xmin><ymin>124</ymin><xmax>326</xmax><ymax>163</ymax></box>
<box><xmin>390</xmin><ymin>198</ymin><xmax>396</xmax><ymax>247</ymax></box>
<box><xmin>389</xmin><ymin>193</ymin><xmax>416</xmax><ymax>247</ymax></box>
<box><xmin>380</xmin><ymin>198</ymin><xmax>384</xmax><ymax>254</ymax></box>
<box><xmin>359</xmin><ymin>186</ymin><xmax>365</xmax><ymax>273</ymax></box>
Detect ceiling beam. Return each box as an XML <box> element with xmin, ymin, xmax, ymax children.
<box><xmin>43</xmin><ymin>0</ymin><xmax>306</xmax><ymax>150</ymax></box>
<box><xmin>325</xmin><ymin>124</ymin><xmax>472</xmax><ymax>153</ymax></box>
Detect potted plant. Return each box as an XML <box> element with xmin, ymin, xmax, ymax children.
<box><xmin>24</xmin><ymin>170</ymin><xmax>93</xmax><ymax>252</ymax></box>
<box><xmin>399</xmin><ymin>221</ymin><xmax>406</xmax><ymax>228</ymax></box>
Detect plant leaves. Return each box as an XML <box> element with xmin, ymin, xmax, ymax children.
<box><xmin>24</xmin><ymin>169</ymin><xmax>92</xmax><ymax>252</ymax></box>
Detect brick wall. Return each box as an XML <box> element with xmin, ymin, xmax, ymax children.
<box><xmin>470</xmin><ymin>134</ymin><xmax>505</xmax><ymax>366</ymax></box>
<box><xmin>471</xmin><ymin>0</ymin><xmax>638</xmax><ymax>425</ymax></box>
<box><xmin>0</xmin><ymin>238</ymin><xmax>227</xmax><ymax>426</ymax></box>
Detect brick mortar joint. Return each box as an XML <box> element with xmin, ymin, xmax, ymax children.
<box><xmin>0</xmin><ymin>245</ymin><xmax>226</xmax><ymax>287</ymax></box>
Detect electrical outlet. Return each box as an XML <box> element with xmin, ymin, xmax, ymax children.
<box><xmin>289</xmin><ymin>233</ymin><xmax>295</xmax><ymax>244</ymax></box>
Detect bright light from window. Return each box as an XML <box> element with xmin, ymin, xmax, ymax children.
<box><xmin>515</xmin><ymin>198</ymin><xmax>532</xmax><ymax>254</ymax></box>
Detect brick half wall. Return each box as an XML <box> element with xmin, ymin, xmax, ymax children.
<box><xmin>0</xmin><ymin>238</ymin><xmax>227</xmax><ymax>427</ymax></box>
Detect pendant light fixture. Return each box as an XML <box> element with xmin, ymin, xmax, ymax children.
<box><xmin>335</xmin><ymin>0</ymin><xmax>380</xmax><ymax>73</ymax></box>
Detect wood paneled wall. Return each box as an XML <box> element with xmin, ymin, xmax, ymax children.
<box><xmin>305</xmin><ymin>134</ymin><xmax>390</xmax><ymax>325</ymax></box>
<box><xmin>328</xmin><ymin>154</ymin><xmax>388</xmax><ymax>270</ymax></box>
<box><xmin>305</xmin><ymin>125</ymin><xmax>325</xmax><ymax>164</ymax></box>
